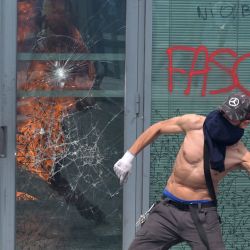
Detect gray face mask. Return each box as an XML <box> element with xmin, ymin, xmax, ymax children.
<box><xmin>218</xmin><ymin>93</ymin><xmax>250</xmax><ymax>121</ymax></box>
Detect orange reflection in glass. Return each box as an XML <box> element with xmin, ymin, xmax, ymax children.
<box><xmin>16</xmin><ymin>192</ymin><xmax>38</xmax><ymax>201</ymax></box>
<box><xmin>17</xmin><ymin>0</ymin><xmax>95</xmax><ymax>189</ymax></box>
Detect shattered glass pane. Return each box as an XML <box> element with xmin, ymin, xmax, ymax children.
<box><xmin>16</xmin><ymin>0</ymin><xmax>125</xmax><ymax>249</ymax></box>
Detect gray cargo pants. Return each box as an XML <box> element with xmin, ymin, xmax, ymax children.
<box><xmin>129</xmin><ymin>200</ymin><xmax>225</xmax><ymax>250</ymax></box>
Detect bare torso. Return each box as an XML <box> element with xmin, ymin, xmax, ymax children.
<box><xmin>166</xmin><ymin>115</ymin><xmax>246</xmax><ymax>201</ymax></box>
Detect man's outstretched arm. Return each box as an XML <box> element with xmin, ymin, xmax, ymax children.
<box><xmin>113</xmin><ymin>114</ymin><xmax>203</xmax><ymax>184</ymax></box>
<box><xmin>129</xmin><ymin>116</ymin><xmax>186</xmax><ymax>155</ymax></box>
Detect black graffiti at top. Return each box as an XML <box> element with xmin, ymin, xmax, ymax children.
<box><xmin>197</xmin><ymin>3</ymin><xmax>250</xmax><ymax>20</ymax></box>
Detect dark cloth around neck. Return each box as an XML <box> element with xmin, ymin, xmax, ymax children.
<box><xmin>203</xmin><ymin>110</ymin><xmax>244</xmax><ymax>172</ymax></box>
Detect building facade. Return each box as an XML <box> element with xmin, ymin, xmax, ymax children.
<box><xmin>0</xmin><ymin>0</ymin><xmax>250</xmax><ymax>249</ymax></box>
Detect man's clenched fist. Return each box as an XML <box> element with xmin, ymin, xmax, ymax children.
<box><xmin>113</xmin><ymin>151</ymin><xmax>135</xmax><ymax>184</ymax></box>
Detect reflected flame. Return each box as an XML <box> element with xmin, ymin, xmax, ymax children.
<box><xmin>17</xmin><ymin>1</ymin><xmax>39</xmax><ymax>51</ymax></box>
<box><xmin>16</xmin><ymin>0</ymin><xmax>95</xmax><ymax>191</ymax></box>
<box><xmin>16</xmin><ymin>192</ymin><xmax>38</xmax><ymax>201</ymax></box>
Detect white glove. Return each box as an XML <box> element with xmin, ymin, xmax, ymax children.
<box><xmin>114</xmin><ymin>151</ymin><xmax>135</xmax><ymax>184</ymax></box>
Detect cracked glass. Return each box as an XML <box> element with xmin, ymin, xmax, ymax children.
<box><xmin>16</xmin><ymin>0</ymin><xmax>125</xmax><ymax>249</ymax></box>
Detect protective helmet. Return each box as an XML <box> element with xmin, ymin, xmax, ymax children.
<box><xmin>218</xmin><ymin>93</ymin><xmax>250</xmax><ymax>121</ymax></box>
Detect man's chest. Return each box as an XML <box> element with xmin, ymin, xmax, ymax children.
<box><xmin>182</xmin><ymin>131</ymin><xmax>204</xmax><ymax>164</ymax></box>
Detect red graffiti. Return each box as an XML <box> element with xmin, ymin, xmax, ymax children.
<box><xmin>166</xmin><ymin>45</ymin><xmax>250</xmax><ymax>96</ymax></box>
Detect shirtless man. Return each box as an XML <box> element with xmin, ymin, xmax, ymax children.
<box><xmin>114</xmin><ymin>93</ymin><xmax>250</xmax><ymax>250</ymax></box>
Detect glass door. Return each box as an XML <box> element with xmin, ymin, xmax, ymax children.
<box><xmin>16</xmin><ymin>0</ymin><xmax>125</xmax><ymax>249</ymax></box>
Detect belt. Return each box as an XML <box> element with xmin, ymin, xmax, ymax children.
<box><xmin>162</xmin><ymin>198</ymin><xmax>216</xmax><ymax>211</ymax></box>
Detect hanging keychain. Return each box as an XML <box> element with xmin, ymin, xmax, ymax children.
<box><xmin>136</xmin><ymin>202</ymin><xmax>158</xmax><ymax>228</ymax></box>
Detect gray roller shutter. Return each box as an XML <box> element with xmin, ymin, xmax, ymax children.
<box><xmin>150</xmin><ymin>0</ymin><xmax>250</xmax><ymax>249</ymax></box>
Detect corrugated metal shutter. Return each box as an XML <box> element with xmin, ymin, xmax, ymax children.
<box><xmin>150</xmin><ymin>0</ymin><xmax>250</xmax><ymax>249</ymax></box>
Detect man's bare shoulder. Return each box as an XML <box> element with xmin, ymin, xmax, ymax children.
<box><xmin>226</xmin><ymin>140</ymin><xmax>250</xmax><ymax>172</ymax></box>
<box><xmin>233</xmin><ymin>140</ymin><xmax>249</xmax><ymax>158</ymax></box>
<box><xmin>179</xmin><ymin>114</ymin><xmax>205</xmax><ymax>131</ymax></box>
<box><xmin>156</xmin><ymin>114</ymin><xmax>205</xmax><ymax>134</ymax></box>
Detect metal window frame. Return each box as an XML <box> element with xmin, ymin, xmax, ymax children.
<box><xmin>123</xmin><ymin>0</ymin><xmax>152</xmax><ymax>249</ymax></box>
<box><xmin>0</xmin><ymin>0</ymin><xmax>17</xmax><ymax>250</ymax></box>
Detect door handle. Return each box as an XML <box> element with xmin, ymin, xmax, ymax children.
<box><xmin>0</xmin><ymin>126</ymin><xmax>7</xmax><ymax>158</ymax></box>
